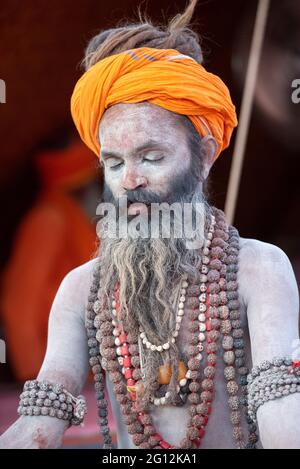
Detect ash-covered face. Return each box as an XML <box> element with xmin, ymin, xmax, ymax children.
<box><xmin>98</xmin><ymin>102</ymin><xmax>204</xmax><ymax>212</ymax></box>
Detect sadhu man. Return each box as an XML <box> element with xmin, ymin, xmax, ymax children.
<box><xmin>1</xmin><ymin>0</ymin><xmax>299</xmax><ymax>449</ymax></box>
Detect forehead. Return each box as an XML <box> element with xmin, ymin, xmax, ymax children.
<box><xmin>98</xmin><ymin>102</ymin><xmax>185</xmax><ymax>153</ymax></box>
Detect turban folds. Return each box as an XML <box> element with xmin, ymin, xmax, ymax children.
<box><xmin>71</xmin><ymin>47</ymin><xmax>238</xmax><ymax>160</ymax></box>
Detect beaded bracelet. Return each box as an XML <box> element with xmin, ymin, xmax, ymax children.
<box><xmin>247</xmin><ymin>357</ymin><xmax>300</xmax><ymax>422</ymax></box>
<box><xmin>17</xmin><ymin>380</ymin><xmax>87</xmax><ymax>426</ymax></box>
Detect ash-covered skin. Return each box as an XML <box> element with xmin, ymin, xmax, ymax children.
<box><xmin>0</xmin><ymin>103</ymin><xmax>299</xmax><ymax>449</ymax></box>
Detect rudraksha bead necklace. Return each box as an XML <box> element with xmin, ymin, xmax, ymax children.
<box><xmin>86</xmin><ymin>207</ymin><xmax>259</xmax><ymax>449</ymax></box>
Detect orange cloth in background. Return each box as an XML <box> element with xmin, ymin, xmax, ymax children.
<box><xmin>36</xmin><ymin>139</ymin><xmax>97</xmax><ymax>190</ymax></box>
<box><xmin>2</xmin><ymin>190</ymin><xmax>97</xmax><ymax>381</ymax></box>
<box><xmin>1</xmin><ymin>140</ymin><xmax>98</xmax><ymax>381</ymax></box>
<box><xmin>71</xmin><ymin>47</ymin><xmax>238</xmax><ymax>160</ymax></box>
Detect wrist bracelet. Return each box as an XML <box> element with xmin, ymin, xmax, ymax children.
<box><xmin>17</xmin><ymin>379</ymin><xmax>87</xmax><ymax>426</ymax></box>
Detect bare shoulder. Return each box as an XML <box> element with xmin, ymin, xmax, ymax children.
<box><xmin>238</xmin><ymin>237</ymin><xmax>291</xmax><ymax>270</ymax></box>
<box><xmin>63</xmin><ymin>257</ymin><xmax>99</xmax><ymax>290</ymax></box>
<box><xmin>54</xmin><ymin>257</ymin><xmax>99</xmax><ymax>323</ymax></box>
<box><xmin>238</xmin><ymin>237</ymin><xmax>299</xmax><ymax>309</ymax></box>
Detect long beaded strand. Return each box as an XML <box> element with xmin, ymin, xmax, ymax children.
<box><xmin>226</xmin><ymin>225</ymin><xmax>259</xmax><ymax>448</ymax></box>
<box><xmin>86</xmin><ymin>263</ymin><xmax>113</xmax><ymax>448</ymax></box>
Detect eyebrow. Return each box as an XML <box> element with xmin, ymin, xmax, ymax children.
<box><xmin>100</xmin><ymin>139</ymin><xmax>171</xmax><ymax>160</ymax></box>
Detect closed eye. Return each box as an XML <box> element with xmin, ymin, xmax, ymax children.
<box><xmin>143</xmin><ymin>156</ymin><xmax>164</xmax><ymax>163</ymax></box>
<box><xmin>109</xmin><ymin>161</ymin><xmax>124</xmax><ymax>170</ymax></box>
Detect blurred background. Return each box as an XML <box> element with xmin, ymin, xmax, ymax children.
<box><xmin>0</xmin><ymin>0</ymin><xmax>299</xmax><ymax>447</ymax></box>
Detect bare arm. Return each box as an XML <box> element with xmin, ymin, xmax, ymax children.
<box><xmin>0</xmin><ymin>259</ymin><xmax>96</xmax><ymax>448</ymax></box>
<box><xmin>239</xmin><ymin>239</ymin><xmax>300</xmax><ymax>449</ymax></box>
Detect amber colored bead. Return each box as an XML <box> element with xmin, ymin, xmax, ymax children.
<box><xmin>178</xmin><ymin>361</ymin><xmax>188</xmax><ymax>380</ymax></box>
<box><xmin>158</xmin><ymin>361</ymin><xmax>187</xmax><ymax>385</ymax></box>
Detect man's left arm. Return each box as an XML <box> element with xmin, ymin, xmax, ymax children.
<box><xmin>239</xmin><ymin>239</ymin><xmax>300</xmax><ymax>449</ymax></box>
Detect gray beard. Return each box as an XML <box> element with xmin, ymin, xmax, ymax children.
<box><xmin>97</xmin><ymin>190</ymin><xmax>212</xmax><ymax>407</ymax></box>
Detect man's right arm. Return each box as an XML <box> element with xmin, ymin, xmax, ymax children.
<box><xmin>0</xmin><ymin>259</ymin><xmax>96</xmax><ymax>448</ymax></box>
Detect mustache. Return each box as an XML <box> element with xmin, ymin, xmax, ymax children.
<box><xmin>101</xmin><ymin>170</ymin><xmax>199</xmax><ymax>207</ymax></box>
<box><xmin>124</xmin><ymin>189</ymin><xmax>163</xmax><ymax>205</ymax></box>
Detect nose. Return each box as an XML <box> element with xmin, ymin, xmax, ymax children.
<box><xmin>122</xmin><ymin>167</ymin><xmax>147</xmax><ymax>191</ymax></box>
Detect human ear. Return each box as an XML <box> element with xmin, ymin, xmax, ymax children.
<box><xmin>200</xmin><ymin>135</ymin><xmax>217</xmax><ymax>180</ymax></box>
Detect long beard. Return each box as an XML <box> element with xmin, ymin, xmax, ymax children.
<box><xmin>96</xmin><ymin>177</ymin><xmax>211</xmax><ymax>406</ymax></box>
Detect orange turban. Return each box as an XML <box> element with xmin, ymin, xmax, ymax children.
<box><xmin>71</xmin><ymin>47</ymin><xmax>238</xmax><ymax>160</ymax></box>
